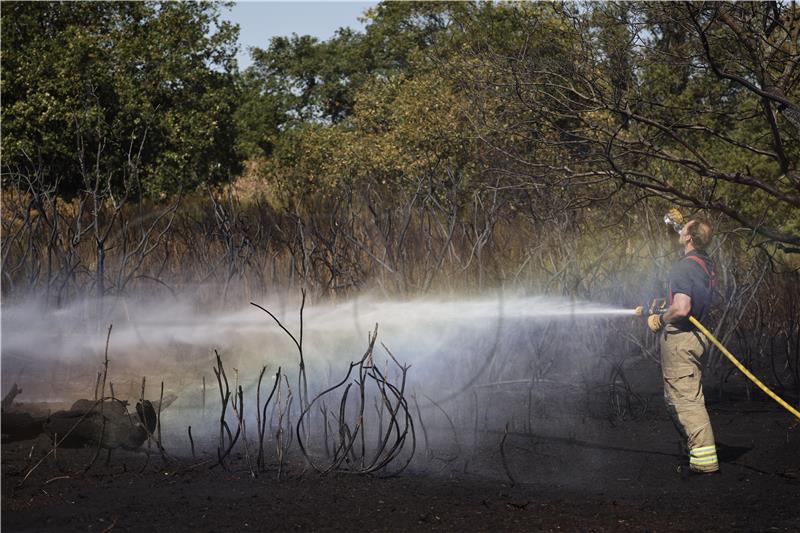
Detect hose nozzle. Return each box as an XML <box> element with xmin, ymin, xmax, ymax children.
<box><xmin>633</xmin><ymin>299</ymin><xmax>666</xmax><ymax>317</ymax></box>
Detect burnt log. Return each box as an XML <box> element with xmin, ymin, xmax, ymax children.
<box><xmin>44</xmin><ymin>399</ymin><xmax>157</xmax><ymax>451</ymax></box>
<box><xmin>1</xmin><ymin>383</ymin><xmax>46</xmax><ymax>443</ymax></box>
<box><xmin>1</xmin><ymin>411</ymin><xmax>45</xmax><ymax>443</ymax></box>
<box><xmin>2</xmin><ymin>383</ymin><xmax>23</xmax><ymax>410</ymax></box>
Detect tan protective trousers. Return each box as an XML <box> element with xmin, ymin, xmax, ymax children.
<box><xmin>660</xmin><ymin>325</ymin><xmax>719</xmax><ymax>472</ymax></box>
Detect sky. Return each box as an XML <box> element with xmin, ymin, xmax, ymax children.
<box><xmin>220</xmin><ymin>1</ymin><xmax>378</xmax><ymax>70</ymax></box>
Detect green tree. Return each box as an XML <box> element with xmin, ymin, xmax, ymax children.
<box><xmin>1</xmin><ymin>1</ymin><xmax>242</xmax><ymax>197</ymax></box>
<box><xmin>464</xmin><ymin>1</ymin><xmax>800</xmax><ymax>246</ymax></box>
<box><xmin>236</xmin><ymin>1</ymin><xmax>472</xmax><ymax>160</ymax></box>
<box><xmin>245</xmin><ymin>2</ymin><xmax>491</xmax><ymax>204</ymax></box>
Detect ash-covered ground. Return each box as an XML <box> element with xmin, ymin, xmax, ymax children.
<box><xmin>3</xmin><ymin>391</ymin><xmax>798</xmax><ymax>532</ymax></box>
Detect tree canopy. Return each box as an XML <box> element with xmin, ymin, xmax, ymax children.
<box><xmin>1</xmin><ymin>1</ymin><xmax>242</xmax><ymax>197</ymax></box>
<box><xmin>239</xmin><ymin>1</ymin><xmax>799</xmax><ymax>247</ymax></box>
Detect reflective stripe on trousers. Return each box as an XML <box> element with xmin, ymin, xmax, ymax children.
<box><xmin>689</xmin><ymin>445</ymin><xmax>718</xmax><ymax>468</ymax></box>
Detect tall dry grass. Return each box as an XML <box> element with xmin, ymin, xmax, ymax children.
<box><xmin>2</xmin><ymin>182</ymin><xmax>798</xmax><ymax>400</ymax></box>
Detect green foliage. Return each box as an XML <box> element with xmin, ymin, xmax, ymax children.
<box><xmin>632</xmin><ymin>2</ymin><xmax>800</xmax><ymax>241</ymax></box>
<box><xmin>236</xmin><ymin>1</ymin><xmax>474</xmax><ymax>161</ymax></box>
<box><xmin>248</xmin><ymin>31</ymin><xmax>362</xmax><ymax>125</ymax></box>
<box><xmin>244</xmin><ymin>2</ymin><xmax>572</xmax><ymax>211</ymax></box>
<box><xmin>233</xmin><ymin>70</ymin><xmax>286</xmax><ymax>159</ymax></box>
<box><xmin>235</xmin><ymin>27</ymin><xmax>372</xmax><ymax>160</ymax></box>
<box><xmin>450</xmin><ymin>1</ymin><xmax>800</xmax><ymax>244</ymax></box>
<box><xmin>1</xmin><ymin>1</ymin><xmax>242</xmax><ymax>196</ymax></box>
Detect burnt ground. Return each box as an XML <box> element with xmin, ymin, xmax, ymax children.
<box><xmin>2</xmin><ymin>397</ymin><xmax>799</xmax><ymax>533</ymax></box>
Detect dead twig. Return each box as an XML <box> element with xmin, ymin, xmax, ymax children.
<box><xmin>231</xmin><ymin>384</ymin><xmax>256</xmax><ymax>478</ymax></box>
<box><xmin>188</xmin><ymin>426</ymin><xmax>195</xmax><ymax>459</ymax></box>
<box><xmin>211</xmin><ymin>351</ymin><xmax>240</xmax><ymax>470</ymax></box>
<box><xmin>251</xmin><ymin>290</ymin><xmax>309</xmax><ymax>443</ymax></box>
<box><xmin>423</xmin><ymin>393</ymin><xmax>461</xmax><ymax>462</ymax></box>
<box><xmin>500</xmin><ymin>422</ymin><xmax>516</xmax><ymax>487</ymax></box>
<box><xmin>296</xmin><ymin>327</ymin><xmax>415</xmax><ymax>476</ymax></box>
<box><xmin>412</xmin><ymin>393</ymin><xmax>431</xmax><ymax>458</ymax></box>
<box><xmin>100</xmin><ymin>515</ymin><xmax>118</xmax><ymax>533</ymax></box>
<box><xmin>43</xmin><ymin>475</ymin><xmax>71</xmax><ymax>485</ymax></box>
<box><xmin>257</xmin><ymin>366</ymin><xmax>281</xmax><ymax>471</ymax></box>
<box><xmin>139</xmin><ymin>377</ymin><xmax>151</xmax><ymax>473</ymax></box>
<box><xmin>156</xmin><ymin>381</ymin><xmax>168</xmax><ymax>463</ymax></box>
<box><xmin>85</xmin><ymin>324</ymin><xmax>112</xmax><ymax>472</ymax></box>
<box><xmin>275</xmin><ymin>374</ymin><xmax>293</xmax><ymax>480</ymax></box>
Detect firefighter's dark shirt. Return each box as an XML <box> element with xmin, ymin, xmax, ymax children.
<box><xmin>668</xmin><ymin>250</ymin><xmax>714</xmax><ymax>331</ymax></box>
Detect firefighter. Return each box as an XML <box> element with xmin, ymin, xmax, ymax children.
<box><xmin>648</xmin><ymin>213</ymin><xmax>719</xmax><ymax>475</ymax></box>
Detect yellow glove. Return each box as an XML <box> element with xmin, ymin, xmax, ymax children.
<box><xmin>667</xmin><ymin>208</ymin><xmax>684</xmax><ymax>225</ymax></box>
<box><xmin>647</xmin><ymin>313</ymin><xmax>664</xmax><ymax>333</ymax></box>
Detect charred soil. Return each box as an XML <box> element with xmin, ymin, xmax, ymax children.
<box><xmin>2</xmin><ymin>399</ymin><xmax>798</xmax><ymax>532</ymax></box>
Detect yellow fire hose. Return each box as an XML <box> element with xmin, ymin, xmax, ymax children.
<box><xmin>687</xmin><ymin>316</ymin><xmax>800</xmax><ymax>421</ymax></box>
